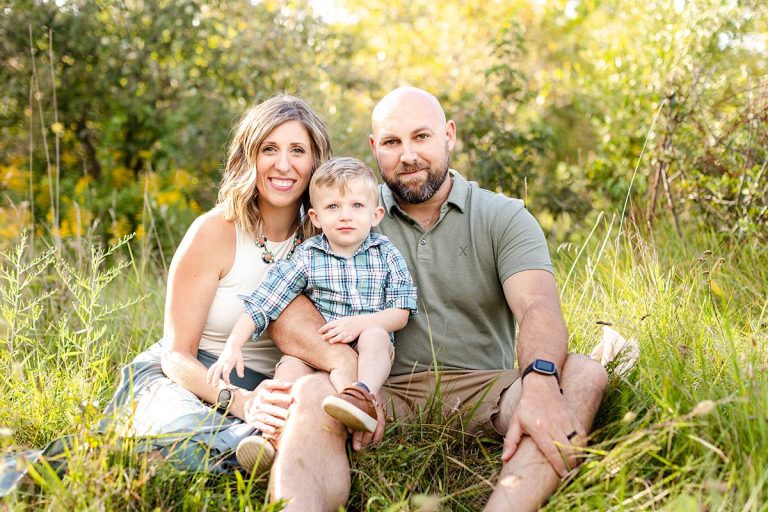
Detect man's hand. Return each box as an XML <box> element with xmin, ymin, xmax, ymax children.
<box><xmin>351</xmin><ymin>396</ymin><xmax>385</xmax><ymax>451</ymax></box>
<box><xmin>320</xmin><ymin>315</ymin><xmax>369</xmax><ymax>344</ymax></box>
<box><xmin>502</xmin><ymin>375</ymin><xmax>586</xmax><ymax>477</ymax></box>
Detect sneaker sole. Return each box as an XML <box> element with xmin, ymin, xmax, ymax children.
<box><xmin>236</xmin><ymin>436</ymin><xmax>275</xmax><ymax>476</ymax></box>
<box><xmin>322</xmin><ymin>395</ymin><xmax>378</xmax><ymax>433</ymax></box>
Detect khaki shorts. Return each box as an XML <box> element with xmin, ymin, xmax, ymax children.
<box><xmin>380</xmin><ymin>369</ymin><xmax>520</xmax><ymax>436</ymax></box>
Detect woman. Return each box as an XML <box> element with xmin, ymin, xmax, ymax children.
<box><xmin>100</xmin><ymin>94</ymin><xmax>332</xmax><ymax>472</ymax></box>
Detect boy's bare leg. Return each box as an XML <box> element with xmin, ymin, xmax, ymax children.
<box><xmin>270</xmin><ymin>373</ymin><xmax>350</xmax><ymax>512</ymax></box>
<box><xmin>484</xmin><ymin>354</ymin><xmax>608</xmax><ymax>512</ymax></box>
<box><xmin>354</xmin><ymin>326</ymin><xmax>393</xmax><ymax>395</ymax></box>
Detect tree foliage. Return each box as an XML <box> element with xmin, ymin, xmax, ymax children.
<box><xmin>1</xmin><ymin>0</ymin><xmax>766</xmax><ymax>248</ymax></box>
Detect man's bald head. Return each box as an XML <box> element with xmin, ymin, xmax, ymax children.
<box><xmin>369</xmin><ymin>86</ymin><xmax>456</xmax><ymax>205</ymax></box>
<box><xmin>371</xmin><ymin>86</ymin><xmax>447</xmax><ymax>133</ymax></box>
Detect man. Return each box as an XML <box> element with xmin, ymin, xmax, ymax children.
<box><xmin>268</xmin><ymin>87</ymin><xmax>608</xmax><ymax>511</ymax></box>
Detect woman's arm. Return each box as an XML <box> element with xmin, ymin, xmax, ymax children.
<box><xmin>159</xmin><ymin>211</ymin><xmax>256</xmax><ymax>421</ymax></box>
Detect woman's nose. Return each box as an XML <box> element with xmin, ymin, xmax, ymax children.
<box><xmin>276</xmin><ymin>152</ymin><xmax>291</xmax><ymax>172</ymax></box>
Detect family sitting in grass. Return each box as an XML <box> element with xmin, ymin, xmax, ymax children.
<box><xmin>205</xmin><ymin>157</ymin><xmax>418</xmax><ymax>474</ymax></box>
<box><xmin>4</xmin><ymin>87</ymin><xmax>608</xmax><ymax>511</ymax></box>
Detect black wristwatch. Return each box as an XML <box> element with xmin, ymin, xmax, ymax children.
<box><xmin>216</xmin><ymin>388</ymin><xmax>233</xmax><ymax>415</ymax></box>
<box><xmin>521</xmin><ymin>359</ymin><xmax>560</xmax><ymax>384</ymax></box>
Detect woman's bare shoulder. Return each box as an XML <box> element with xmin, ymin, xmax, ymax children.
<box><xmin>171</xmin><ymin>209</ymin><xmax>236</xmax><ymax>271</ymax></box>
<box><xmin>184</xmin><ymin>209</ymin><xmax>235</xmax><ymax>245</ymax></box>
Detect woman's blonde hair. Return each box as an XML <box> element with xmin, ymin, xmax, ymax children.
<box><xmin>217</xmin><ymin>94</ymin><xmax>332</xmax><ymax>238</ymax></box>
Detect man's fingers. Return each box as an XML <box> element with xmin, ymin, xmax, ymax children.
<box><xmin>236</xmin><ymin>360</ymin><xmax>245</xmax><ymax>378</ymax></box>
<box><xmin>502</xmin><ymin>420</ymin><xmax>522</xmax><ymax>463</ymax></box>
<box><xmin>351</xmin><ymin>430</ymin><xmax>371</xmax><ymax>451</ymax></box>
<box><xmin>529</xmin><ymin>429</ymin><xmax>568</xmax><ymax>477</ymax></box>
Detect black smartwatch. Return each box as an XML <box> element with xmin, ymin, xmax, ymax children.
<box><xmin>521</xmin><ymin>359</ymin><xmax>560</xmax><ymax>383</ymax></box>
<box><xmin>216</xmin><ymin>388</ymin><xmax>233</xmax><ymax>415</ymax></box>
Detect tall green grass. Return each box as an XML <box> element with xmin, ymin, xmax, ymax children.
<box><xmin>1</xmin><ymin>217</ymin><xmax>766</xmax><ymax>510</ymax></box>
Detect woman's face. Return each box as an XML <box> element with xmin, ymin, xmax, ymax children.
<box><xmin>255</xmin><ymin>120</ymin><xmax>314</xmax><ymax>214</ymax></box>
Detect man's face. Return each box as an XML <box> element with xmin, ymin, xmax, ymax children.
<box><xmin>369</xmin><ymin>93</ymin><xmax>456</xmax><ymax>204</ymax></box>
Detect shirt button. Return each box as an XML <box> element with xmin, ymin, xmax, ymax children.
<box><xmin>410</xmin><ymin>220</ymin><xmax>416</xmax><ymax>226</ymax></box>
<box><xmin>419</xmin><ymin>239</ymin><xmax>426</xmax><ymax>246</ymax></box>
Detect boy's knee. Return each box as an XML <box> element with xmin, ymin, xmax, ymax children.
<box><xmin>357</xmin><ymin>326</ymin><xmax>391</xmax><ymax>346</ymax></box>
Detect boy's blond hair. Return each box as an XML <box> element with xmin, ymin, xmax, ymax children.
<box><xmin>309</xmin><ymin>157</ymin><xmax>378</xmax><ymax>205</ymax></box>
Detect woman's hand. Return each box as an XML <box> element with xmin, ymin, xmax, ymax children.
<box><xmin>241</xmin><ymin>379</ymin><xmax>294</xmax><ymax>435</ymax></box>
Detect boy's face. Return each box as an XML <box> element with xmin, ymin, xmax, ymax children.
<box><xmin>308</xmin><ymin>177</ymin><xmax>385</xmax><ymax>257</ymax></box>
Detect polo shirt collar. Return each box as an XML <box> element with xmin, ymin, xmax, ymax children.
<box><xmin>381</xmin><ymin>169</ymin><xmax>469</xmax><ymax>217</ymax></box>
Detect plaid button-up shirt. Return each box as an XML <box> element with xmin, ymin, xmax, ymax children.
<box><xmin>239</xmin><ymin>232</ymin><xmax>417</xmax><ymax>342</ymax></box>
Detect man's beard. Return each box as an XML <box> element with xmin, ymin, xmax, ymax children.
<box><xmin>381</xmin><ymin>150</ymin><xmax>450</xmax><ymax>204</ymax></box>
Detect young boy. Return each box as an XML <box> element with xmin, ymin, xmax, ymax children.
<box><xmin>206</xmin><ymin>157</ymin><xmax>417</xmax><ymax>472</ymax></box>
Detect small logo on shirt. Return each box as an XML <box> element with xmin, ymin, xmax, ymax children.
<box><xmin>459</xmin><ymin>245</ymin><xmax>469</xmax><ymax>256</ymax></box>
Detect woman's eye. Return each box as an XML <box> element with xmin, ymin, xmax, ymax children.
<box><xmin>261</xmin><ymin>145</ymin><xmax>276</xmax><ymax>153</ymax></box>
<box><xmin>291</xmin><ymin>147</ymin><xmax>306</xmax><ymax>154</ymax></box>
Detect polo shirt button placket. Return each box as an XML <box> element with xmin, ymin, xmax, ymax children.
<box><xmin>417</xmin><ymin>237</ymin><xmax>430</xmax><ymax>261</ymax></box>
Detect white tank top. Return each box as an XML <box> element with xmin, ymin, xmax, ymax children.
<box><xmin>197</xmin><ymin>223</ymin><xmax>296</xmax><ymax>377</ymax></box>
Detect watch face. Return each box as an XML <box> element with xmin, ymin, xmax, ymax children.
<box><xmin>534</xmin><ymin>359</ymin><xmax>556</xmax><ymax>374</ymax></box>
<box><xmin>218</xmin><ymin>388</ymin><xmax>232</xmax><ymax>404</ymax></box>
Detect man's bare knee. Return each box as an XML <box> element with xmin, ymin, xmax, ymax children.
<box><xmin>563</xmin><ymin>353</ymin><xmax>608</xmax><ymax>396</ymax></box>
<box><xmin>276</xmin><ymin>355</ymin><xmax>314</xmax><ymax>381</ymax></box>
<box><xmin>292</xmin><ymin>373</ymin><xmax>335</xmax><ymax>406</ymax></box>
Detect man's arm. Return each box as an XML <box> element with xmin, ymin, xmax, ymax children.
<box><xmin>501</xmin><ymin>269</ymin><xmax>586</xmax><ymax>476</ymax></box>
<box><xmin>319</xmin><ymin>308</ymin><xmax>409</xmax><ymax>344</ymax></box>
<box><xmin>267</xmin><ymin>294</ymin><xmax>358</xmax><ymax>379</ymax></box>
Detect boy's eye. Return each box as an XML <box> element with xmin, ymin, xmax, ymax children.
<box><xmin>353</xmin><ymin>202</ymin><xmax>364</xmax><ymax>208</ymax></box>
<box><xmin>327</xmin><ymin>204</ymin><xmax>338</xmax><ymax>210</ymax></box>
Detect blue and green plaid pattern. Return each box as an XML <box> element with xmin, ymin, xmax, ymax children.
<box><xmin>239</xmin><ymin>232</ymin><xmax>417</xmax><ymax>341</ymax></box>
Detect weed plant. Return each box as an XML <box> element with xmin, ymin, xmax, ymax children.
<box><xmin>1</xmin><ymin>217</ymin><xmax>766</xmax><ymax>510</ymax></box>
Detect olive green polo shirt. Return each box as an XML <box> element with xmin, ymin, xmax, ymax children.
<box><xmin>376</xmin><ymin>170</ymin><xmax>554</xmax><ymax>376</ymax></box>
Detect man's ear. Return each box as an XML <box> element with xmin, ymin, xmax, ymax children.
<box><xmin>308</xmin><ymin>208</ymin><xmax>322</xmax><ymax>228</ymax></box>
<box><xmin>369</xmin><ymin>134</ymin><xmax>377</xmax><ymax>156</ymax></box>
<box><xmin>371</xmin><ymin>205</ymin><xmax>385</xmax><ymax>227</ymax></box>
<box><xmin>446</xmin><ymin>120</ymin><xmax>457</xmax><ymax>152</ymax></box>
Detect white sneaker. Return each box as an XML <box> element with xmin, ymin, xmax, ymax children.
<box><xmin>236</xmin><ymin>435</ymin><xmax>275</xmax><ymax>476</ymax></box>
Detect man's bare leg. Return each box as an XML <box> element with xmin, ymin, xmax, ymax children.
<box><xmin>485</xmin><ymin>354</ymin><xmax>608</xmax><ymax>512</ymax></box>
<box><xmin>270</xmin><ymin>373</ymin><xmax>351</xmax><ymax>512</ymax></box>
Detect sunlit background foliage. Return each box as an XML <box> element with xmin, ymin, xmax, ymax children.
<box><xmin>2</xmin><ymin>2</ymin><xmax>768</xmax><ymax>510</ymax></box>
<box><xmin>2</xmin><ymin>0</ymin><xmax>765</xmax><ymax>254</ymax></box>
